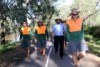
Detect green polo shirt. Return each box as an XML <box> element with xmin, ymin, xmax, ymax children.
<box><xmin>34</xmin><ymin>28</ymin><xmax>49</xmax><ymax>41</ymax></box>
<box><xmin>66</xmin><ymin>24</ymin><xmax>84</xmax><ymax>41</ymax></box>
<box><xmin>20</xmin><ymin>27</ymin><xmax>33</xmax><ymax>41</ymax></box>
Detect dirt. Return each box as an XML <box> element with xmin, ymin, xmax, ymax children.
<box><xmin>0</xmin><ymin>45</ymin><xmax>25</xmax><ymax>67</ymax></box>
<box><xmin>78</xmin><ymin>53</ymin><xmax>100</xmax><ymax>67</ymax></box>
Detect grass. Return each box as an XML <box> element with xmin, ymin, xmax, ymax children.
<box><xmin>84</xmin><ymin>34</ymin><xmax>100</xmax><ymax>56</ymax></box>
<box><xmin>0</xmin><ymin>43</ymin><xmax>17</xmax><ymax>54</ymax></box>
<box><xmin>87</xmin><ymin>37</ymin><xmax>100</xmax><ymax>56</ymax></box>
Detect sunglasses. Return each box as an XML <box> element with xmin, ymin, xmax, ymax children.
<box><xmin>72</xmin><ymin>14</ymin><xmax>78</xmax><ymax>16</ymax></box>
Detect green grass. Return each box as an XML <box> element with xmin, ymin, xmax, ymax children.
<box><xmin>87</xmin><ymin>40</ymin><xmax>100</xmax><ymax>56</ymax></box>
<box><xmin>85</xmin><ymin>34</ymin><xmax>100</xmax><ymax>56</ymax></box>
<box><xmin>0</xmin><ymin>43</ymin><xmax>16</xmax><ymax>54</ymax></box>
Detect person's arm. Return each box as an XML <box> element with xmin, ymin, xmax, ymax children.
<box><xmin>33</xmin><ymin>29</ymin><xmax>38</xmax><ymax>43</ymax></box>
<box><xmin>63</xmin><ymin>24</ymin><xmax>66</xmax><ymax>35</ymax></box>
<box><xmin>29</xmin><ymin>29</ymin><xmax>33</xmax><ymax>40</ymax></box>
<box><xmin>50</xmin><ymin>25</ymin><xmax>54</xmax><ymax>42</ymax></box>
<box><xmin>51</xmin><ymin>25</ymin><xmax>54</xmax><ymax>36</ymax></box>
<box><xmin>20</xmin><ymin>30</ymin><xmax>23</xmax><ymax>40</ymax></box>
<box><xmin>66</xmin><ymin>24</ymin><xmax>71</xmax><ymax>42</ymax></box>
<box><xmin>83</xmin><ymin>10</ymin><xmax>99</xmax><ymax>21</ymax></box>
<box><xmin>45</xmin><ymin>28</ymin><xmax>49</xmax><ymax>40</ymax></box>
<box><xmin>34</xmin><ymin>29</ymin><xmax>37</xmax><ymax>39</ymax></box>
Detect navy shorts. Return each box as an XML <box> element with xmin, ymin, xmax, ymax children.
<box><xmin>21</xmin><ymin>40</ymin><xmax>31</xmax><ymax>49</ymax></box>
<box><xmin>68</xmin><ymin>39</ymin><xmax>88</xmax><ymax>54</ymax></box>
<box><xmin>36</xmin><ymin>40</ymin><xmax>46</xmax><ymax>48</ymax></box>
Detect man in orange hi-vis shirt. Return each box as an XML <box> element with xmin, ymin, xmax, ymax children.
<box><xmin>34</xmin><ymin>21</ymin><xmax>49</xmax><ymax>58</ymax></box>
<box><xmin>66</xmin><ymin>8</ymin><xmax>88</xmax><ymax>67</ymax></box>
<box><xmin>20</xmin><ymin>22</ymin><xmax>33</xmax><ymax>60</ymax></box>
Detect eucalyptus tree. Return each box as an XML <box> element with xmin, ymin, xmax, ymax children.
<box><xmin>0</xmin><ymin>0</ymin><xmax>56</xmax><ymax>44</ymax></box>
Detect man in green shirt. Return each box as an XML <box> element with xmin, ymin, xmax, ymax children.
<box><xmin>66</xmin><ymin>8</ymin><xmax>88</xmax><ymax>67</ymax></box>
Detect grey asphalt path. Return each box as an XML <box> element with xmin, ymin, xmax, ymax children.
<box><xmin>13</xmin><ymin>42</ymin><xmax>100</xmax><ymax>67</ymax></box>
<box><xmin>47</xmin><ymin>47</ymin><xmax>74</xmax><ymax>67</ymax></box>
<box><xmin>13</xmin><ymin>42</ymin><xmax>53</xmax><ymax>67</ymax></box>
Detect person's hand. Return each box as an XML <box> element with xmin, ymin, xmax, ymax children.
<box><xmin>50</xmin><ymin>37</ymin><xmax>54</xmax><ymax>43</ymax></box>
<box><xmin>30</xmin><ymin>40</ymin><xmax>33</xmax><ymax>43</ymax></box>
<box><xmin>46</xmin><ymin>38</ymin><xmax>50</xmax><ymax>42</ymax></box>
<box><xmin>20</xmin><ymin>40</ymin><xmax>22</xmax><ymax>43</ymax></box>
<box><xmin>67</xmin><ymin>40</ymin><xmax>71</xmax><ymax>44</ymax></box>
<box><xmin>34</xmin><ymin>39</ymin><xmax>37</xmax><ymax>43</ymax></box>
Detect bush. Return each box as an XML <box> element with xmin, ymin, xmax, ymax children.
<box><xmin>84</xmin><ymin>26</ymin><xmax>100</xmax><ymax>38</ymax></box>
<box><xmin>89</xmin><ymin>26</ymin><xmax>100</xmax><ymax>38</ymax></box>
<box><xmin>85</xmin><ymin>34</ymin><xmax>93</xmax><ymax>41</ymax></box>
<box><xmin>84</xmin><ymin>26</ymin><xmax>90</xmax><ymax>34</ymax></box>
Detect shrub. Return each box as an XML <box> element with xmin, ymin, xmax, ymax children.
<box><xmin>84</xmin><ymin>26</ymin><xmax>100</xmax><ymax>38</ymax></box>
<box><xmin>85</xmin><ymin>34</ymin><xmax>93</xmax><ymax>41</ymax></box>
<box><xmin>89</xmin><ymin>26</ymin><xmax>100</xmax><ymax>38</ymax></box>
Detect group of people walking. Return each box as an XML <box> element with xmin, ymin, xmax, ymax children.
<box><xmin>20</xmin><ymin>8</ymin><xmax>88</xmax><ymax>67</ymax></box>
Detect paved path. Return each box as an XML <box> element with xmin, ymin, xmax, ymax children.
<box><xmin>13</xmin><ymin>42</ymin><xmax>100</xmax><ymax>67</ymax></box>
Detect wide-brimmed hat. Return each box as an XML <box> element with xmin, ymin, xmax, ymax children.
<box><xmin>37</xmin><ymin>21</ymin><xmax>44</xmax><ymax>24</ymax></box>
<box><xmin>70</xmin><ymin>8</ymin><xmax>80</xmax><ymax>15</ymax></box>
<box><xmin>55</xmin><ymin>18</ymin><xmax>61</xmax><ymax>22</ymax></box>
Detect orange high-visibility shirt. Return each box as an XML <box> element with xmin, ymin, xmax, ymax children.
<box><xmin>35</xmin><ymin>25</ymin><xmax>46</xmax><ymax>34</ymax></box>
<box><xmin>21</xmin><ymin>27</ymin><xmax>30</xmax><ymax>35</ymax></box>
<box><xmin>67</xmin><ymin>18</ymin><xmax>83</xmax><ymax>32</ymax></box>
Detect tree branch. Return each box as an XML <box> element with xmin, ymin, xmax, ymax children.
<box><xmin>83</xmin><ymin>10</ymin><xmax>100</xmax><ymax>21</ymax></box>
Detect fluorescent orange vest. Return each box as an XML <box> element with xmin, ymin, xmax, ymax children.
<box><xmin>35</xmin><ymin>25</ymin><xmax>46</xmax><ymax>34</ymax></box>
<box><xmin>21</xmin><ymin>27</ymin><xmax>30</xmax><ymax>35</ymax></box>
<box><xmin>67</xmin><ymin>18</ymin><xmax>83</xmax><ymax>32</ymax></box>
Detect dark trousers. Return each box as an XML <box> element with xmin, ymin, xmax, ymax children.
<box><xmin>54</xmin><ymin>36</ymin><xmax>64</xmax><ymax>57</ymax></box>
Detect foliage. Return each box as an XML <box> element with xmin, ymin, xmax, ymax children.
<box><xmin>0</xmin><ymin>0</ymin><xmax>56</xmax><ymax>32</ymax></box>
<box><xmin>84</xmin><ymin>25</ymin><xmax>90</xmax><ymax>34</ymax></box>
<box><xmin>96</xmin><ymin>40</ymin><xmax>100</xmax><ymax>45</ymax></box>
<box><xmin>0</xmin><ymin>0</ymin><xmax>56</xmax><ymax>44</ymax></box>
<box><xmin>0</xmin><ymin>43</ymin><xmax>16</xmax><ymax>54</ymax></box>
<box><xmin>88</xmin><ymin>42</ymin><xmax>100</xmax><ymax>56</ymax></box>
<box><xmin>54</xmin><ymin>0</ymin><xmax>100</xmax><ymax>26</ymax></box>
<box><xmin>85</xmin><ymin>34</ymin><xmax>93</xmax><ymax>41</ymax></box>
<box><xmin>71</xmin><ymin>0</ymin><xmax>99</xmax><ymax>24</ymax></box>
<box><xmin>84</xmin><ymin>25</ymin><xmax>100</xmax><ymax>38</ymax></box>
